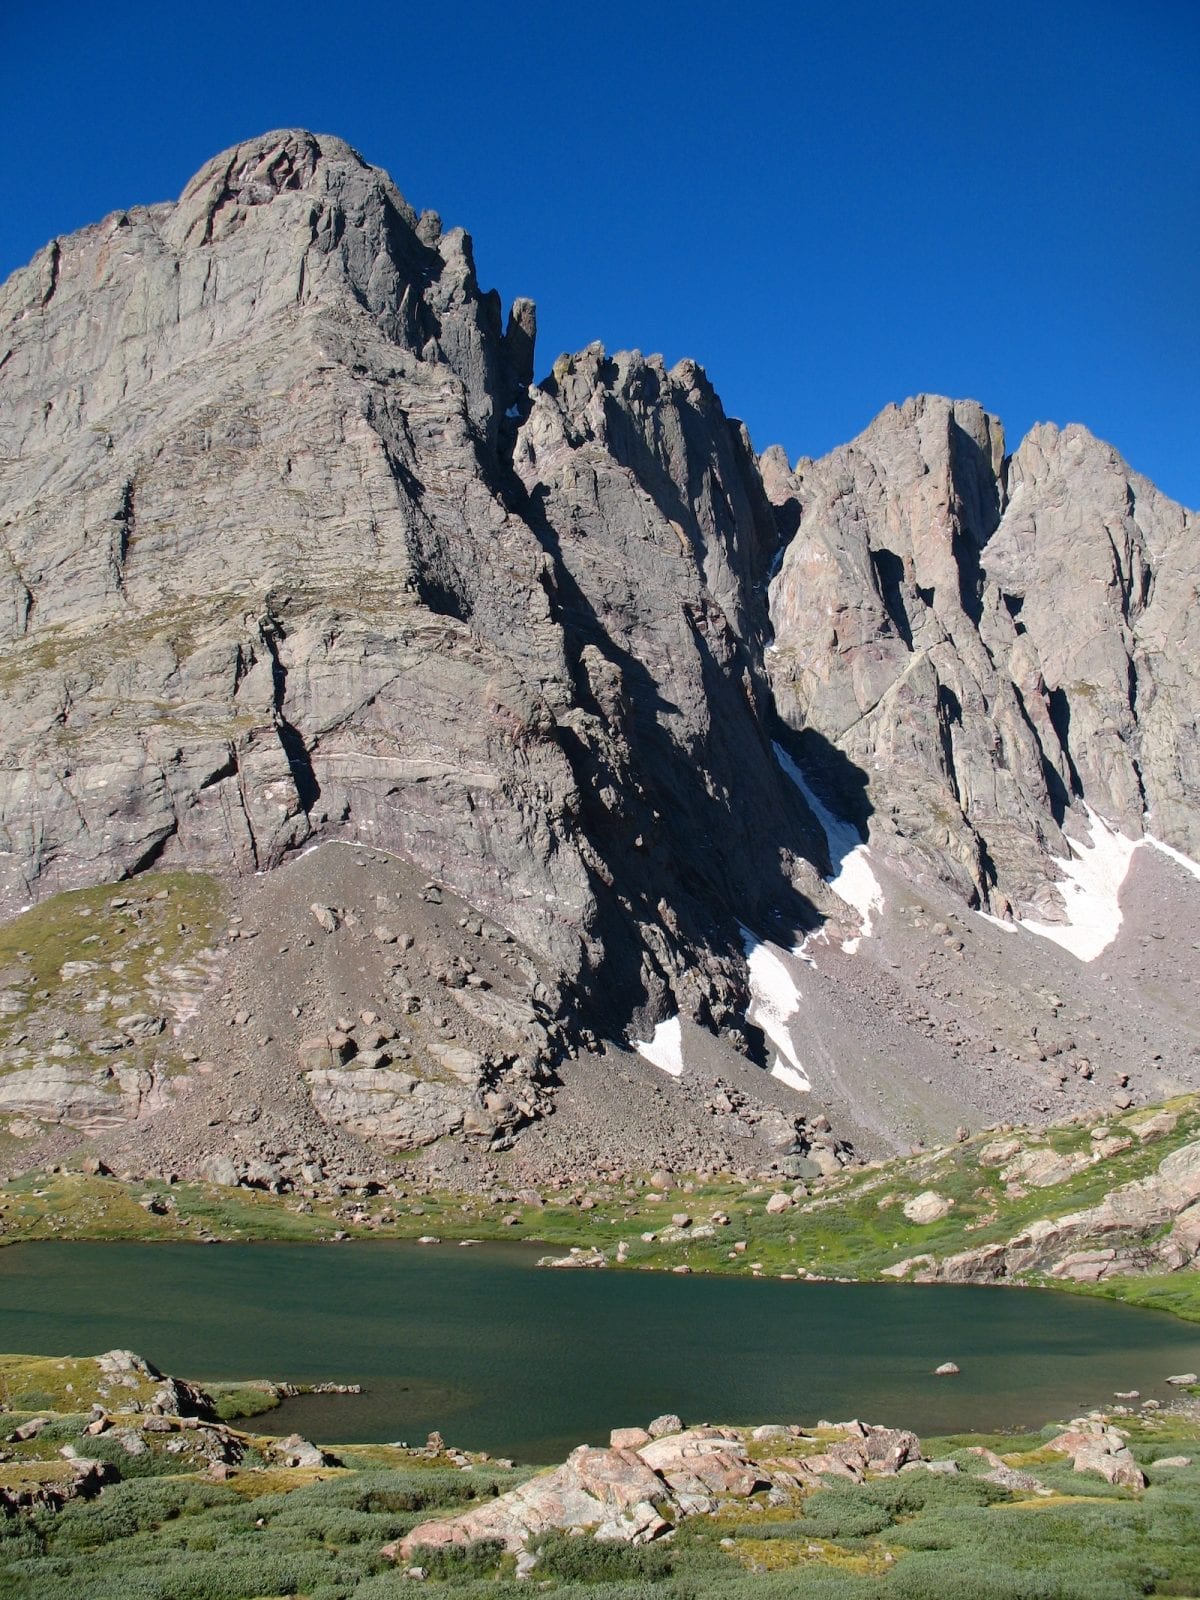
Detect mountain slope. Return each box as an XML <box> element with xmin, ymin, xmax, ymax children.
<box><xmin>0</xmin><ymin>131</ymin><xmax>1197</xmax><ymax>1185</ymax></box>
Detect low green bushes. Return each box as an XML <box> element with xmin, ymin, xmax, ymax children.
<box><xmin>404</xmin><ymin>1539</ymin><xmax>507</xmax><ymax>1580</ymax></box>
<box><xmin>527</xmin><ymin>1530</ymin><xmax>675</xmax><ymax>1583</ymax></box>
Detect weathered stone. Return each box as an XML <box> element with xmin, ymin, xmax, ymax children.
<box><xmin>297</xmin><ymin>1032</ymin><xmax>358</xmax><ymax>1073</ymax></box>
<box><xmin>1128</xmin><ymin>1110</ymin><xmax>1178</xmax><ymax>1142</ymax></box>
<box><xmin>978</xmin><ymin>1138</ymin><xmax>1022</xmax><ymax>1166</ymax></box>
<box><xmin>609</xmin><ymin>1427</ymin><xmax>652</xmax><ymax>1450</ymax></box>
<box><xmin>1072</xmin><ymin>1442</ymin><xmax>1145</xmax><ymax>1488</ymax></box>
<box><xmin>1000</xmin><ymin>1148</ymin><xmax>1089</xmax><ymax>1189</ymax></box>
<box><xmin>903</xmin><ymin>1191</ymin><xmax>953</xmax><ymax>1224</ymax></box>
<box><xmin>201</xmin><ymin>1154</ymin><xmax>240</xmax><ymax>1188</ymax></box>
<box><xmin>275</xmin><ymin>1433</ymin><xmax>329</xmax><ymax>1469</ymax></box>
<box><xmin>392</xmin><ymin>1444</ymin><xmax>669</xmax><ymax>1556</ymax></box>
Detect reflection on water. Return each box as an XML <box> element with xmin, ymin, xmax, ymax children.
<box><xmin>0</xmin><ymin>1239</ymin><xmax>1196</xmax><ymax>1461</ymax></box>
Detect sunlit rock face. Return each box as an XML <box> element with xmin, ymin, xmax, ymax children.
<box><xmin>763</xmin><ymin>395</ymin><xmax>1200</xmax><ymax>921</ymax></box>
<box><xmin>1</xmin><ymin>129</ymin><xmax>1198</xmax><ymax>1172</ymax></box>
<box><xmin>0</xmin><ymin>129</ymin><xmax>829</xmax><ymax>1049</ymax></box>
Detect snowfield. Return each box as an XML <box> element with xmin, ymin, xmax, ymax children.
<box><xmin>1020</xmin><ymin>807</ymin><xmax>1138</xmax><ymax>961</ymax></box>
<box><xmin>633</xmin><ymin>1014</ymin><xmax>684</xmax><ymax>1076</ymax></box>
<box><xmin>1017</xmin><ymin>807</ymin><xmax>1200</xmax><ymax>962</ymax></box>
<box><xmin>740</xmin><ymin>926</ymin><xmax>811</xmax><ymax>1093</ymax></box>
<box><xmin>773</xmin><ymin>742</ymin><xmax>883</xmax><ymax>950</ymax></box>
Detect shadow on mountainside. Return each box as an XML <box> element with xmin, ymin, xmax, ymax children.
<box><xmin>511</xmin><ymin>473</ymin><xmax>842</xmax><ymax>1043</ymax></box>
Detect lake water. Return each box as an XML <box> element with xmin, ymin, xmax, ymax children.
<box><xmin>0</xmin><ymin>1240</ymin><xmax>1196</xmax><ymax>1461</ymax></box>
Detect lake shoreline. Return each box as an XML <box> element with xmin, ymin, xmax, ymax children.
<box><xmin>1</xmin><ymin>1092</ymin><xmax>1197</xmax><ymax>1334</ymax></box>
<box><xmin>1</xmin><ymin>1239</ymin><xmax>1196</xmax><ymax>1458</ymax></box>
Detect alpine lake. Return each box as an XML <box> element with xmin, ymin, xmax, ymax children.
<box><xmin>0</xmin><ymin>1239</ymin><xmax>1196</xmax><ymax>1461</ymax></box>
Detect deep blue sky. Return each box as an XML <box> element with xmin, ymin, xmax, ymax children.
<box><xmin>3</xmin><ymin>0</ymin><xmax>1197</xmax><ymax>506</ymax></box>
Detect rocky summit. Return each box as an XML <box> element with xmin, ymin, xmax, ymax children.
<box><xmin>0</xmin><ymin>129</ymin><xmax>1198</xmax><ymax>1189</ymax></box>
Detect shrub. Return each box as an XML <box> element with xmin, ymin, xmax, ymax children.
<box><xmin>527</xmin><ymin>1530</ymin><xmax>674</xmax><ymax>1583</ymax></box>
<box><xmin>6</xmin><ymin>1392</ymin><xmax>60</xmax><ymax>1414</ymax></box>
<box><xmin>26</xmin><ymin>1415</ymin><xmax>93</xmax><ymax>1443</ymax></box>
<box><xmin>262</xmin><ymin>1504</ymin><xmax>409</xmax><ymax>1546</ymax></box>
<box><xmin>44</xmin><ymin>1478</ymin><xmax>239</xmax><ymax>1554</ymax></box>
<box><xmin>403</xmin><ymin>1537</ymin><xmax>506</xmax><ymax>1580</ymax></box>
<box><xmin>884</xmin><ymin>1550</ymin><xmax>1140</xmax><ymax>1600</ymax></box>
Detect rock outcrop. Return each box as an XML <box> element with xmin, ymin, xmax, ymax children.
<box><xmin>895</xmin><ymin>1137</ymin><xmax>1200</xmax><ymax>1284</ymax></box>
<box><xmin>764</xmin><ymin>396</ymin><xmax>1200</xmax><ymax>916</ymax></box>
<box><xmin>390</xmin><ymin>1420</ymin><xmax>923</xmax><ymax>1559</ymax></box>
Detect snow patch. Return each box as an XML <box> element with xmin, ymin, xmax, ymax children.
<box><xmin>773</xmin><ymin>742</ymin><xmax>883</xmax><ymax>947</ymax></box>
<box><xmin>770</xmin><ymin>1059</ymin><xmax>810</xmax><ymax>1094</ymax></box>
<box><xmin>740</xmin><ymin>926</ymin><xmax>810</xmax><ymax>1092</ymax></box>
<box><xmin>634</xmin><ymin>1015</ymin><xmax>684</xmax><ymax>1077</ymax></box>
<box><xmin>1020</xmin><ymin>807</ymin><xmax>1138</xmax><ymax>962</ymax></box>
<box><xmin>974</xmin><ymin>816</ymin><xmax>1199</xmax><ymax>959</ymax></box>
<box><xmin>1144</xmin><ymin>832</ymin><xmax>1200</xmax><ymax>883</ymax></box>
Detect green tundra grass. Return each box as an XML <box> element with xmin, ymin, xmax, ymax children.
<box><xmin>0</xmin><ymin>1365</ymin><xmax>1196</xmax><ymax>1600</ymax></box>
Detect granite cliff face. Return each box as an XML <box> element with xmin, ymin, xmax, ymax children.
<box><xmin>0</xmin><ymin>131</ymin><xmax>1197</xmax><ymax>1182</ymax></box>
<box><xmin>0</xmin><ymin>130</ymin><xmax>824</xmax><ymax>1037</ymax></box>
<box><xmin>763</xmin><ymin>397</ymin><xmax>1199</xmax><ymax>916</ymax></box>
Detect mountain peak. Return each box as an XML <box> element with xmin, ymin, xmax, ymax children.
<box><xmin>0</xmin><ymin>131</ymin><xmax>1197</xmax><ymax>1186</ymax></box>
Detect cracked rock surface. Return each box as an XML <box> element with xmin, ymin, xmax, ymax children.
<box><xmin>1</xmin><ymin>131</ymin><xmax>1198</xmax><ymax>1173</ymax></box>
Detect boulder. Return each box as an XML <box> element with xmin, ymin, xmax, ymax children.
<box><xmin>977</xmin><ymin>1138</ymin><xmax>1022</xmax><ymax>1166</ymax></box>
<box><xmin>1000</xmin><ymin>1148</ymin><xmax>1089</xmax><ymax>1189</ymax></box>
<box><xmin>1128</xmin><ymin>1110</ymin><xmax>1178</xmax><ymax>1142</ymax></box>
<box><xmin>1165</xmin><ymin>1202</ymin><xmax>1200</xmax><ymax>1264</ymax></box>
<box><xmin>1073</xmin><ymin>1442</ymin><xmax>1145</xmax><ymax>1488</ymax></box>
<box><xmin>609</xmin><ymin>1427</ymin><xmax>652</xmax><ymax>1450</ymax></box>
<box><xmin>275</xmin><ymin>1433</ymin><xmax>330</xmax><ymax>1469</ymax></box>
<box><xmin>1045</xmin><ymin>1424</ymin><xmax>1146</xmax><ymax>1488</ymax></box>
<box><xmin>772</xmin><ymin>1424</ymin><xmax>922</xmax><ymax>1485</ymax></box>
<box><xmin>297</xmin><ymin>1032</ymin><xmax>357</xmax><ymax>1073</ymax></box>
<box><xmin>903</xmin><ymin>1191</ymin><xmax>953</xmax><ymax>1224</ymax></box>
<box><xmin>117</xmin><ymin>1013</ymin><xmax>165</xmax><ymax>1039</ymax></box>
<box><xmin>1159</xmin><ymin>1143</ymin><xmax>1200</xmax><ymax>1208</ymax></box>
<box><xmin>305</xmin><ymin>1066</ymin><xmax>470</xmax><ymax>1149</ymax></box>
<box><xmin>392</xmin><ymin>1445</ymin><xmax>669</xmax><ymax>1556</ymax></box>
<box><xmin>968</xmin><ymin>1448</ymin><xmax>1047</xmax><ymax>1493</ymax></box>
<box><xmin>200</xmin><ymin>1154</ymin><xmax>240</xmax><ymax>1188</ymax></box>
<box><xmin>637</xmin><ymin>1427</ymin><xmax>763</xmax><ymax>1503</ymax></box>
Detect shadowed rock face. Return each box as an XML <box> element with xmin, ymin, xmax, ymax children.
<box><xmin>0</xmin><ymin>129</ymin><xmax>826</xmax><ymax>1048</ymax></box>
<box><xmin>763</xmin><ymin>396</ymin><xmax>1200</xmax><ymax>914</ymax></box>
